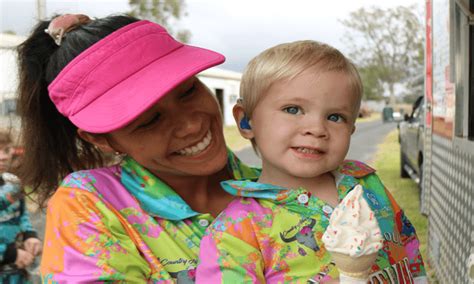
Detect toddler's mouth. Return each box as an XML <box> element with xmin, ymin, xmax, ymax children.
<box><xmin>293</xmin><ymin>147</ymin><xmax>324</xmax><ymax>155</ymax></box>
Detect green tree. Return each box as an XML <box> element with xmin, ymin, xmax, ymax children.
<box><xmin>341</xmin><ymin>5</ymin><xmax>424</xmax><ymax>105</ymax></box>
<box><xmin>128</xmin><ymin>0</ymin><xmax>191</xmax><ymax>42</ymax></box>
<box><xmin>359</xmin><ymin>65</ymin><xmax>384</xmax><ymax>100</ymax></box>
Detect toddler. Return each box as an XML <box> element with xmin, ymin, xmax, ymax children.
<box><xmin>196</xmin><ymin>41</ymin><xmax>427</xmax><ymax>283</ymax></box>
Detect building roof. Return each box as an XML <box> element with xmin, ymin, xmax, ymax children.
<box><xmin>0</xmin><ymin>33</ymin><xmax>26</xmax><ymax>49</ymax></box>
<box><xmin>198</xmin><ymin>67</ymin><xmax>242</xmax><ymax>81</ymax></box>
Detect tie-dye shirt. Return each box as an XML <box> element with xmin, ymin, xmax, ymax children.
<box><xmin>40</xmin><ymin>151</ymin><xmax>260</xmax><ymax>283</ymax></box>
<box><xmin>196</xmin><ymin>160</ymin><xmax>427</xmax><ymax>284</ymax></box>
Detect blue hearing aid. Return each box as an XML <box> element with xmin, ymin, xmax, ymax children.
<box><xmin>240</xmin><ymin>116</ymin><xmax>252</xmax><ymax>130</ymax></box>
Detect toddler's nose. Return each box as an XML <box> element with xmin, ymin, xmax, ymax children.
<box><xmin>301</xmin><ymin>118</ymin><xmax>329</xmax><ymax>139</ymax></box>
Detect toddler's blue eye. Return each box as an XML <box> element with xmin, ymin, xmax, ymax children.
<box><xmin>328</xmin><ymin>114</ymin><xmax>343</xmax><ymax>122</ymax></box>
<box><xmin>283</xmin><ymin>106</ymin><xmax>302</xmax><ymax>115</ymax></box>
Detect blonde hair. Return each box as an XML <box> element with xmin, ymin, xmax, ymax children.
<box><xmin>240</xmin><ymin>40</ymin><xmax>363</xmax><ymax>118</ymax></box>
<box><xmin>0</xmin><ymin>130</ymin><xmax>13</xmax><ymax>147</ymax></box>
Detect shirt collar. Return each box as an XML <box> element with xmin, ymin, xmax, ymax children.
<box><xmin>221</xmin><ymin>159</ymin><xmax>375</xmax><ymax>200</ymax></box>
<box><xmin>335</xmin><ymin>160</ymin><xmax>376</xmax><ymax>198</ymax></box>
<box><xmin>120</xmin><ymin>149</ymin><xmax>260</xmax><ymax>221</ymax></box>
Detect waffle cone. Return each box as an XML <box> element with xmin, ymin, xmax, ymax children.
<box><xmin>330</xmin><ymin>252</ymin><xmax>377</xmax><ymax>280</ymax></box>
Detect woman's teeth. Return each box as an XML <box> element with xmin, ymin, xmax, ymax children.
<box><xmin>177</xmin><ymin>131</ymin><xmax>212</xmax><ymax>156</ymax></box>
<box><xmin>296</xmin><ymin>147</ymin><xmax>321</xmax><ymax>154</ymax></box>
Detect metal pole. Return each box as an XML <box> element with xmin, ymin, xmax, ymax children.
<box><xmin>37</xmin><ymin>0</ymin><xmax>46</xmax><ymax>20</ymax></box>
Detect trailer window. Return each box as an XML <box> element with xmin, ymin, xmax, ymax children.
<box><xmin>452</xmin><ymin>0</ymin><xmax>473</xmax><ymax>140</ymax></box>
<box><xmin>470</xmin><ymin>0</ymin><xmax>474</xmax><ymax>139</ymax></box>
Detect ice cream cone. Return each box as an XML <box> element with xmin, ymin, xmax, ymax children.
<box><xmin>331</xmin><ymin>251</ymin><xmax>377</xmax><ymax>280</ymax></box>
<box><xmin>321</xmin><ymin>185</ymin><xmax>383</xmax><ymax>283</ymax></box>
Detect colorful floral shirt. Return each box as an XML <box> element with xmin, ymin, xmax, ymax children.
<box><xmin>40</xmin><ymin>151</ymin><xmax>260</xmax><ymax>283</ymax></box>
<box><xmin>196</xmin><ymin>160</ymin><xmax>427</xmax><ymax>284</ymax></box>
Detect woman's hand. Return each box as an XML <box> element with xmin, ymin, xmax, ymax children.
<box><xmin>24</xmin><ymin>237</ymin><xmax>42</xmax><ymax>256</ymax></box>
<box><xmin>15</xmin><ymin>249</ymin><xmax>34</xmax><ymax>268</ymax></box>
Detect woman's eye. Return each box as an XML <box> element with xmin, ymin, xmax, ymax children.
<box><xmin>283</xmin><ymin>106</ymin><xmax>302</xmax><ymax>115</ymax></box>
<box><xmin>139</xmin><ymin>113</ymin><xmax>161</xmax><ymax>128</ymax></box>
<box><xmin>181</xmin><ymin>84</ymin><xmax>196</xmax><ymax>98</ymax></box>
<box><xmin>328</xmin><ymin>114</ymin><xmax>344</xmax><ymax>122</ymax></box>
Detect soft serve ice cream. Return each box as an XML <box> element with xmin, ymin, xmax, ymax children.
<box><xmin>322</xmin><ymin>184</ymin><xmax>383</xmax><ymax>256</ymax></box>
<box><xmin>322</xmin><ymin>185</ymin><xmax>383</xmax><ymax>282</ymax></box>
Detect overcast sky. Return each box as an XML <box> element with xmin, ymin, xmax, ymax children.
<box><xmin>0</xmin><ymin>0</ymin><xmax>421</xmax><ymax>72</ymax></box>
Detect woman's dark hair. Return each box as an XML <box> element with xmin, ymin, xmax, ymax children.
<box><xmin>16</xmin><ymin>15</ymin><xmax>139</xmax><ymax>206</ymax></box>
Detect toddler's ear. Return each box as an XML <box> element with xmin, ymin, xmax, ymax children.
<box><xmin>232</xmin><ymin>103</ymin><xmax>254</xmax><ymax>139</ymax></box>
<box><xmin>351</xmin><ymin>124</ymin><xmax>356</xmax><ymax>134</ymax></box>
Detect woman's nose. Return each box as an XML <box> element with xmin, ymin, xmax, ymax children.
<box><xmin>173</xmin><ymin>112</ymin><xmax>203</xmax><ymax>138</ymax></box>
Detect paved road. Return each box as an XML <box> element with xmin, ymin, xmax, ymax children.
<box><xmin>235</xmin><ymin>119</ymin><xmax>397</xmax><ymax>167</ymax></box>
<box><xmin>346</xmin><ymin>120</ymin><xmax>397</xmax><ymax>163</ymax></box>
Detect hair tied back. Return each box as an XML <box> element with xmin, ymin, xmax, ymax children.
<box><xmin>44</xmin><ymin>14</ymin><xmax>91</xmax><ymax>46</ymax></box>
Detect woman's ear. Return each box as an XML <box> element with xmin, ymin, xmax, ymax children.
<box><xmin>77</xmin><ymin>129</ymin><xmax>115</xmax><ymax>153</ymax></box>
<box><xmin>232</xmin><ymin>103</ymin><xmax>254</xmax><ymax>139</ymax></box>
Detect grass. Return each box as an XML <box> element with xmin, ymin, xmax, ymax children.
<box><xmin>372</xmin><ymin>130</ymin><xmax>432</xmax><ymax>279</ymax></box>
<box><xmin>357</xmin><ymin>112</ymin><xmax>381</xmax><ymax>123</ymax></box>
<box><xmin>224</xmin><ymin>125</ymin><xmax>251</xmax><ymax>151</ymax></box>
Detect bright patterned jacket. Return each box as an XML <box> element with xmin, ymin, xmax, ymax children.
<box><xmin>0</xmin><ymin>174</ymin><xmax>37</xmax><ymax>265</ymax></box>
<box><xmin>40</xmin><ymin>151</ymin><xmax>260</xmax><ymax>283</ymax></box>
<box><xmin>196</xmin><ymin>160</ymin><xmax>427</xmax><ymax>284</ymax></box>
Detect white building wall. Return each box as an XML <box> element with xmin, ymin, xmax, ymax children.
<box><xmin>0</xmin><ymin>48</ymin><xmax>18</xmax><ymax>100</ymax></box>
<box><xmin>0</xmin><ymin>36</ymin><xmax>24</xmax><ymax>98</ymax></box>
<box><xmin>197</xmin><ymin>67</ymin><xmax>242</xmax><ymax>126</ymax></box>
<box><xmin>1</xmin><ymin>34</ymin><xmax>25</xmax><ymax>121</ymax></box>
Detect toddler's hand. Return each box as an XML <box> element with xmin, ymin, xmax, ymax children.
<box><xmin>24</xmin><ymin>237</ymin><xmax>42</xmax><ymax>256</ymax></box>
<box><xmin>15</xmin><ymin>249</ymin><xmax>34</xmax><ymax>268</ymax></box>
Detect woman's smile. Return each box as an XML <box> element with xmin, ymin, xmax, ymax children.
<box><xmin>176</xmin><ymin>130</ymin><xmax>212</xmax><ymax>156</ymax></box>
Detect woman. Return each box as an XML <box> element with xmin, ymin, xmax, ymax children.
<box><xmin>17</xmin><ymin>14</ymin><xmax>259</xmax><ymax>282</ymax></box>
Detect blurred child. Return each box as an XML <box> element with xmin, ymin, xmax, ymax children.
<box><xmin>196</xmin><ymin>41</ymin><xmax>427</xmax><ymax>283</ymax></box>
<box><xmin>0</xmin><ymin>131</ymin><xmax>42</xmax><ymax>283</ymax></box>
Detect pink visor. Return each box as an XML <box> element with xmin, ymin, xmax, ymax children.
<box><xmin>48</xmin><ymin>20</ymin><xmax>225</xmax><ymax>133</ymax></box>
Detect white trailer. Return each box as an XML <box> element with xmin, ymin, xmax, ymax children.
<box><xmin>423</xmin><ymin>0</ymin><xmax>473</xmax><ymax>283</ymax></box>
